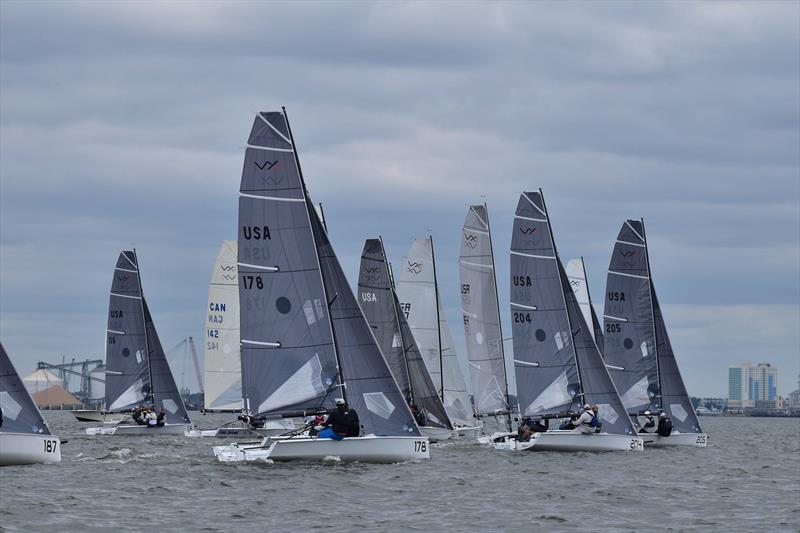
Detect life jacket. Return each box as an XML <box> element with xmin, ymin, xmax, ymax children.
<box><xmin>590</xmin><ymin>414</ymin><xmax>601</xmax><ymax>428</ymax></box>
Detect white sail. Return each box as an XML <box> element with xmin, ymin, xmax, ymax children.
<box><xmin>396</xmin><ymin>238</ymin><xmax>473</xmax><ymax>427</ymax></box>
<box><xmin>204</xmin><ymin>241</ymin><xmax>242</xmax><ymax>411</ymax></box>
<box><xmin>566</xmin><ymin>258</ymin><xmax>596</xmax><ymax>343</ymax></box>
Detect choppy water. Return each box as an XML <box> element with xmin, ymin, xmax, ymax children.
<box><xmin>1</xmin><ymin>413</ymin><xmax>798</xmax><ymax>532</ymax></box>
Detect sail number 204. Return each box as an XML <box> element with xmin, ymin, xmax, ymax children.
<box><xmin>629</xmin><ymin>439</ymin><xmax>644</xmax><ymax>451</ymax></box>
<box><xmin>414</xmin><ymin>440</ymin><xmax>427</xmax><ymax>453</ymax></box>
<box><xmin>43</xmin><ymin>439</ymin><xmax>58</xmax><ymax>454</ymax></box>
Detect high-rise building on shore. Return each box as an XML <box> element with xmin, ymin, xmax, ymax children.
<box><xmin>728</xmin><ymin>363</ymin><xmax>779</xmax><ymax>408</ymax></box>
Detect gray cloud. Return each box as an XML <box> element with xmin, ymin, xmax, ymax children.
<box><xmin>1</xmin><ymin>1</ymin><xmax>798</xmax><ymax>397</ymax></box>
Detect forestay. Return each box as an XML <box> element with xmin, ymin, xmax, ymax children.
<box><xmin>0</xmin><ymin>342</ymin><xmax>52</xmax><ymax>435</ymax></box>
<box><xmin>510</xmin><ymin>191</ymin><xmax>635</xmax><ymax>436</ymax></box>
<box><xmin>566</xmin><ymin>258</ymin><xmax>604</xmax><ymax>353</ymax></box>
<box><xmin>105</xmin><ymin>251</ymin><xmax>150</xmax><ymax>412</ymax></box>
<box><xmin>358</xmin><ymin>239</ymin><xmax>450</xmax><ymax>429</ymax></box>
<box><xmin>205</xmin><ymin>241</ymin><xmax>242</xmax><ymax>411</ymax></box>
<box><xmin>459</xmin><ymin>205</ymin><xmax>509</xmax><ymax>416</ymax></box>
<box><xmin>396</xmin><ymin>238</ymin><xmax>473</xmax><ymax>427</ymax></box>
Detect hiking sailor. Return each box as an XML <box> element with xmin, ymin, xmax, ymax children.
<box><xmin>657</xmin><ymin>412</ymin><xmax>673</xmax><ymax>437</ymax></box>
<box><xmin>569</xmin><ymin>404</ymin><xmax>596</xmax><ymax>435</ymax></box>
<box><xmin>316</xmin><ymin>398</ymin><xmax>360</xmax><ymax>440</ymax></box>
<box><xmin>409</xmin><ymin>404</ymin><xmax>426</xmax><ymax>427</ymax></box>
<box><xmin>639</xmin><ymin>411</ymin><xmax>656</xmax><ymax>433</ymax></box>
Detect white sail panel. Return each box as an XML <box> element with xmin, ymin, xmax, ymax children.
<box><xmin>205</xmin><ymin>241</ymin><xmax>242</xmax><ymax>411</ymax></box>
<box><xmin>566</xmin><ymin>258</ymin><xmax>595</xmax><ymax>343</ymax></box>
<box><xmin>396</xmin><ymin>238</ymin><xmax>473</xmax><ymax>427</ymax></box>
<box><xmin>525</xmin><ymin>371</ymin><xmax>572</xmax><ymax>415</ymax></box>
<box><xmin>257</xmin><ymin>354</ymin><xmax>326</xmax><ymax>414</ymax></box>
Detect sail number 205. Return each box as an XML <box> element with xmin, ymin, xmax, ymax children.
<box><xmin>43</xmin><ymin>439</ymin><xmax>58</xmax><ymax>454</ymax></box>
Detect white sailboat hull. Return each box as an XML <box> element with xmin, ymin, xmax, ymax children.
<box><xmin>0</xmin><ymin>432</ymin><xmax>62</xmax><ymax>466</ymax></box>
<box><xmin>70</xmin><ymin>410</ymin><xmax>128</xmax><ymax>424</ymax></box>
<box><xmin>641</xmin><ymin>432</ymin><xmax>708</xmax><ymax>447</ymax></box>
<box><xmin>419</xmin><ymin>425</ymin><xmax>482</xmax><ymax>442</ymax></box>
<box><xmin>86</xmin><ymin>423</ymin><xmax>189</xmax><ymax>436</ymax></box>
<box><xmin>214</xmin><ymin>435</ymin><xmax>430</xmax><ymax>463</ymax></box>
<box><xmin>490</xmin><ymin>430</ymin><xmax>644</xmax><ymax>452</ymax></box>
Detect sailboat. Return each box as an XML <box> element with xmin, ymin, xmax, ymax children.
<box><xmin>395</xmin><ymin>237</ymin><xmax>482</xmax><ymax>439</ymax></box>
<box><xmin>212</xmin><ymin>109</ymin><xmax>428</xmax><ymax>463</ymax></box>
<box><xmin>86</xmin><ymin>250</ymin><xmax>192</xmax><ymax>436</ymax></box>
<box><xmin>491</xmin><ymin>191</ymin><xmax>643</xmax><ymax>452</ymax></box>
<box><xmin>357</xmin><ymin>238</ymin><xmax>456</xmax><ymax>442</ymax></box>
<box><xmin>0</xmin><ymin>342</ymin><xmax>62</xmax><ymax>465</ymax></box>
<box><xmin>566</xmin><ymin>258</ymin><xmax>605</xmax><ymax>353</ymax></box>
<box><xmin>186</xmin><ymin>241</ymin><xmax>293</xmax><ymax>438</ymax></box>
<box><xmin>602</xmin><ymin>220</ymin><xmax>707</xmax><ymax>447</ymax></box>
<box><xmin>459</xmin><ymin>204</ymin><xmax>513</xmax><ymax>433</ymax></box>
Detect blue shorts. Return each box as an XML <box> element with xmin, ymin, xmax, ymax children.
<box><xmin>318</xmin><ymin>427</ymin><xmax>344</xmax><ymax>440</ymax></box>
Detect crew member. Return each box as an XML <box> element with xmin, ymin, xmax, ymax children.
<box><xmin>591</xmin><ymin>404</ymin><xmax>602</xmax><ymax>433</ymax></box>
<box><xmin>146</xmin><ymin>409</ymin><xmax>158</xmax><ymax>427</ymax></box>
<box><xmin>317</xmin><ymin>398</ymin><xmax>360</xmax><ymax>440</ymax></box>
<box><xmin>657</xmin><ymin>412</ymin><xmax>673</xmax><ymax>437</ymax></box>
<box><xmin>409</xmin><ymin>404</ymin><xmax>426</xmax><ymax>427</ymax></box>
<box><xmin>639</xmin><ymin>411</ymin><xmax>655</xmax><ymax>433</ymax></box>
<box><xmin>570</xmin><ymin>404</ymin><xmax>596</xmax><ymax>435</ymax></box>
<box><xmin>156</xmin><ymin>408</ymin><xmax>166</xmax><ymax>427</ymax></box>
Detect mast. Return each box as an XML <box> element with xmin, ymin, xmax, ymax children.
<box><xmin>538</xmin><ymin>190</ymin><xmax>584</xmax><ymax>407</ymax></box>
<box><xmin>133</xmin><ymin>248</ymin><xmax>155</xmax><ymax>409</ymax></box>
<box><xmin>382</xmin><ymin>236</ymin><xmax>414</xmax><ymax>404</ymax></box>
<box><xmin>640</xmin><ymin>218</ymin><xmax>662</xmax><ymax>411</ymax></box>
<box><xmin>429</xmin><ymin>234</ymin><xmax>445</xmax><ymax>402</ymax></box>
<box><xmin>282</xmin><ymin>106</ymin><xmax>348</xmax><ymax>407</ymax></box>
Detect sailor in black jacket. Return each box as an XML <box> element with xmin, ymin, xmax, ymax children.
<box><xmin>318</xmin><ymin>398</ymin><xmax>360</xmax><ymax>440</ymax></box>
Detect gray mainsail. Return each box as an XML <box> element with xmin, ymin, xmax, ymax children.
<box><xmin>358</xmin><ymin>239</ymin><xmax>450</xmax><ymax>429</ymax></box>
<box><xmin>237</xmin><ymin>110</ymin><xmax>418</xmax><ymax>437</ymax></box>
<box><xmin>0</xmin><ymin>341</ymin><xmax>52</xmax><ymax>435</ymax></box>
<box><xmin>105</xmin><ymin>251</ymin><xmax>150</xmax><ymax>412</ymax></box>
<box><xmin>602</xmin><ymin>221</ymin><xmax>659</xmax><ymax>414</ymax></box>
<box><xmin>510</xmin><ymin>191</ymin><xmax>635</xmax><ymax>435</ymax></box>
<box><xmin>396</xmin><ymin>237</ymin><xmax>473</xmax><ymax>427</ymax></box>
<box><xmin>237</xmin><ymin>111</ymin><xmax>340</xmax><ymax>417</ymax></box>
<box><xmin>603</xmin><ymin>220</ymin><xmax>702</xmax><ymax>433</ymax></box>
<box><xmin>459</xmin><ymin>204</ymin><xmax>510</xmax><ymax>417</ymax></box>
<box><xmin>143</xmin><ymin>300</ymin><xmax>191</xmax><ymax>424</ymax></box>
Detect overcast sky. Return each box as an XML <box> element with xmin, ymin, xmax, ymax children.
<box><xmin>1</xmin><ymin>1</ymin><xmax>798</xmax><ymax>398</ymax></box>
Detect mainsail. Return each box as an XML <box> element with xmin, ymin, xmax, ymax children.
<box><xmin>566</xmin><ymin>258</ymin><xmax>605</xmax><ymax>353</ymax></box>
<box><xmin>237</xmin><ymin>110</ymin><xmax>418</xmax><ymax>437</ymax></box>
<box><xmin>510</xmin><ymin>191</ymin><xmax>635</xmax><ymax>436</ymax></box>
<box><xmin>204</xmin><ymin>241</ymin><xmax>242</xmax><ymax>411</ymax></box>
<box><xmin>358</xmin><ymin>238</ymin><xmax>450</xmax><ymax>429</ymax></box>
<box><xmin>105</xmin><ymin>251</ymin><xmax>150</xmax><ymax>412</ymax></box>
<box><xmin>0</xmin><ymin>342</ymin><xmax>52</xmax><ymax>435</ymax></box>
<box><xmin>459</xmin><ymin>205</ymin><xmax>509</xmax><ymax>417</ymax></box>
<box><xmin>104</xmin><ymin>251</ymin><xmax>190</xmax><ymax>423</ymax></box>
<box><xmin>603</xmin><ymin>220</ymin><xmax>702</xmax><ymax>434</ymax></box>
<box><xmin>396</xmin><ymin>237</ymin><xmax>473</xmax><ymax>427</ymax></box>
